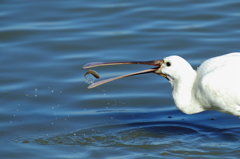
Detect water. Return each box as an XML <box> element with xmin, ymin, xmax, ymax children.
<box><xmin>1</xmin><ymin>0</ymin><xmax>240</xmax><ymax>158</ymax></box>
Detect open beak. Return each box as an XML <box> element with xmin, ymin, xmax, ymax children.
<box><xmin>82</xmin><ymin>60</ymin><xmax>165</xmax><ymax>89</ymax></box>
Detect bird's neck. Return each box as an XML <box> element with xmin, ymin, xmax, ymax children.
<box><xmin>170</xmin><ymin>70</ymin><xmax>205</xmax><ymax>114</ymax></box>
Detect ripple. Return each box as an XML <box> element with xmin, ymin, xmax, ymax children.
<box><xmin>15</xmin><ymin>121</ymin><xmax>232</xmax><ymax>147</ymax></box>
<box><xmin>16</xmin><ymin>121</ymin><xmax>239</xmax><ymax>158</ymax></box>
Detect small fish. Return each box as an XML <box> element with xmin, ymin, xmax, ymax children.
<box><xmin>84</xmin><ymin>69</ymin><xmax>100</xmax><ymax>79</ymax></box>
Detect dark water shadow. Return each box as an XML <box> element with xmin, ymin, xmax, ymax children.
<box><xmin>19</xmin><ymin>120</ymin><xmax>240</xmax><ymax>147</ymax></box>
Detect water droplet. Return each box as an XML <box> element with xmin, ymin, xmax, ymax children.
<box><xmin>84</xmin><ymin>73</ymin><xmax>96</xmax><ymax>84</ymax></box>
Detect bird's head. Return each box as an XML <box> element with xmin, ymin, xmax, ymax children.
<box><xmin>157</xmin><ymin>56</ymin><xmax>195</xmax><ymax>83</ymax></box>
<box><xmin>82</xmin><ymin>55</ymin><xmax>194</xmax><ymax>89</ymax></box>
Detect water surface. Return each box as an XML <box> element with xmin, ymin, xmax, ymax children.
<box><xmin>1</xmin><ymin>0</ymin><xmax>240</xmax><ymax>158</ymax></box>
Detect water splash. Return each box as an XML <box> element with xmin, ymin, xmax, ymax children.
<box><xmin>84</xmin><ymin>73</ymin><xmax>96</xmax><ymax>84</ymax></box>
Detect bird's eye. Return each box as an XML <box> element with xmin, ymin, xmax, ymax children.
<box><xmin>166</xmin><ymin>62</ymin><xmax>171</xmax><ymax>67</ymax></box>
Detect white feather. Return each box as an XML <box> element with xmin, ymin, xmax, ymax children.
<box><xmin>162</xmin><ymin>52</ymin><xmax>240</xmax><ymax>116</ymax></box>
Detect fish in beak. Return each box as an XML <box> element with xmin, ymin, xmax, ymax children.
<box><xmin>82</xmin><ymin>60</ymin><xmax>166</xmax><ymax>89</ymax></box>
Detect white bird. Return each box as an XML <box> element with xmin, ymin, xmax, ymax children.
<box><xmin>83</xmin><ymin>52</ymin><xmax>240</xmax><ymax>117</ymax></box>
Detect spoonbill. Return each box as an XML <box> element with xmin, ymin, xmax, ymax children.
<box><xmin>83</xmin><ymin>52</ymin><xmax>240</xmax><ymax>117</ymax></box>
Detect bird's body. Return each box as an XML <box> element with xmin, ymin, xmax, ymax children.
<box><xmin>83</xmin><ymin>52</ymin><xmax>240</xmax><ymax>117</ymax></box>
<box><xmin>164</xmin><ymin>53</ymin><xmax>240</xmax><ymax>116</ymax></box>
<box><xmin>192</xmin><ymin>53</ymin><xmax>240</xmax><ymax>116</ymax></box>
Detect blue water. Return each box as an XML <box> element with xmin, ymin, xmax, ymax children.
<box><xmin>1</xmin><ymin>0</ymin><xmax>240</xmax><ymax>158</ymax></box>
